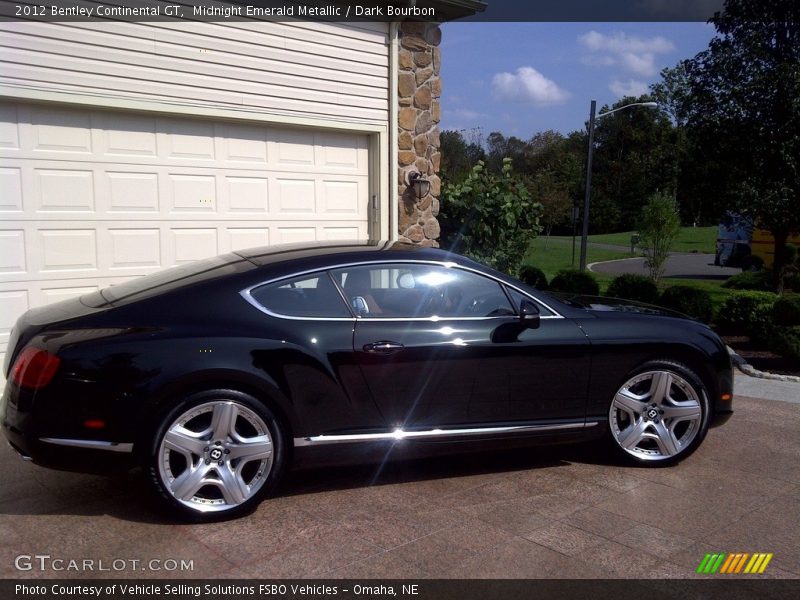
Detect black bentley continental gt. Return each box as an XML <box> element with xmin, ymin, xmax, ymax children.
<box><xmin>2</xmin><ymin>241</ymin><xmax>733</xmax><ymax>520</ymax></box>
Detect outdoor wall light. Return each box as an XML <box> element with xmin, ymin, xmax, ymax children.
<box><xmin>408</xmin><ymin>171</ymin><xmax>431</xmax><ymax>200</ymax></box>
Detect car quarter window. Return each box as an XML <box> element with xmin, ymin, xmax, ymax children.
<box><xmin>505</xmin><ymin>286</ymin><xmax>555</xmax><ymax>317</ymax></box>
<box><xmin>250</xmin><ymin>273</ymin><xmax>351</xmax><ymax>318</ymax></box>
<box><xmin>330</xmin><ymin>264</ymin><xmax>516</xmax><ymax>318</ymax></box>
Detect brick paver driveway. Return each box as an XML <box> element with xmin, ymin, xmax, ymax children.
<box><xmin>1</xmin><ymin>396</ymin><xmax>798</xmax><ymax>579</ymax></box>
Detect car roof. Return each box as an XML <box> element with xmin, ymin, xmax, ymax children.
<box><xmin>234</xmin><ymin>239</ymin><xmax>459</xmax><ymax>267</ymax></box>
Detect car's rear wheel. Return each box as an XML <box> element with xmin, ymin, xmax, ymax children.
<box><xmin>608</xmin><ymin>360</ymin><xmax>709</xmax><ymax>466</ymax></box>
<box><xmin>146</xmin><ymin>389</ymin><xmax>285</xmax><ymax>521</ymax></box>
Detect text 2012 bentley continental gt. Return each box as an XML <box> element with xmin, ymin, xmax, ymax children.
<box><xmin>2</xmin><ymin>241</ymin><xmax>733</xmax><ymax>520</ymax></box>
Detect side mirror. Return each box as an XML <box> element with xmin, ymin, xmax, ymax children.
<box><xmin>519</xmin><ymin>299</ymin><xmax>540</xmax><ymax>329</ymax></box>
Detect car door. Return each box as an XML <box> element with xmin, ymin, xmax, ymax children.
<box><xmin>331</xmin><ymin>262</ymin><xmax>591</xmax><ymax>429</ymax></box>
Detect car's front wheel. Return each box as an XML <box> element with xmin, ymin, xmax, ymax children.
<box><xmin>608</xmin><ymin>360</ymin><xmax>710</xmax><ymax>466</ymax></box>
<box><xmin>146</xmin><ymin>389</ymin><xmax>285</xmax><ymax>521</ymax></box>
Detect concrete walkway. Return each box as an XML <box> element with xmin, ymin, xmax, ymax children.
<box><xmin>735</xmin><ymin>373</ymin><xmax>799</xmax><ymax>403</ymax></box>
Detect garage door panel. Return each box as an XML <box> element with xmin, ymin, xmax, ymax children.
<box><xmin>35</xmin><ymin>169</ymin><xmax>96</xmax><ymax>212</ymax></box>
<box><xmin>106</xmin><ymin>172</ymin><xmax>160</xmax><ymax>212</ymax></box>
<box><xmin>29</xmin><ymin>105</ymin><xmax>93</xmax><ymax>154</ymax></box>
<box><xmin>106</xmin><ymin>229</ymin><xmax>162</xmax><ymax>271</ymax></box>
<box><xmin>38</xmin><ymin>229</ymin><xmax>98</xmax><ymax>273</ymax></box>
<box><xmin>102</xmin><ymin>114</ymin><xmax>158</xmax><ymax>157</ymax></box>
<box><xmin>0</xmin><ymin>104</ymin><xmax>20</xmax><ymax>149</ymax></box>
<box><xmin>226</xmin><ymin>228</ymin><xmax>270</xmax><ymax>252</ymax></box>
<box><xmin>0</xmin><ymin>230</ymin><xmax>26</xmax><ymax>275</ymax></box>
<box><xmin>0</xmin><ymin>167</ymin><xmax>22</xmax><ymax>210</ymax></box>
<box><xmin>0</xmin><ymin>290</ymin><xmax>29</xmax><ymax>351</ymax></box>
<box><xmin>0</xmin><ymin>102</ymin><xmax>372</xmax><ymax>371</ymax></box>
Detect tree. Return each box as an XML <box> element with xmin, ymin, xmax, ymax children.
<box><xmin>439</xmin><ymin>159</ymin><xmax>542</xmax><ymax>275</ymax></box>
<box><xmin>589</xmin><ymin>95</ymin><xmax>683</xmax><ymax>232</ymax></box>
<box><xmin>486</xmin><ymin>132</ymin><xmax>528</xmax><ymax>173</ymax></box>
<box><xmin>533</xmin><ymin>169</ymin><xmax>572</xmax><ymax>247</ymax></box>
<box><xmin>440</xmin><ymin>129</ymin><xmax>486</xmax><ymax>182</ymax></box>
<box><xmin>681</xmin><ymin>0</ymin><xmax>800</xmax><ymax>292</ymax></box>
<box><xmin>650</xmin><ymin>63</ymin><xmax>693</xmax><ymax>127</ymax></box>
<box><xmin>638</xmin><ymin>192</ymin><xmax>681</xmax><ymax>282</ymax></box>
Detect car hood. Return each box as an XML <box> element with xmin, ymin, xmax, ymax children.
<box><xmin>546</xmin><ymin>293</ymin><xmax>690</xmax><ymax>319</ymax></box>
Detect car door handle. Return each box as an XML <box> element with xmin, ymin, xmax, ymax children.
<box><xmin>362</xmin><ymin>341</ymin><xmax>405</xmax><ymax>354</ymax></box>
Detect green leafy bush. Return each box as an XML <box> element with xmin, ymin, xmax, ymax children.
<box><xmin>716</xmin><ymin>291</ymin><xmax>779</xmax><ymax>339</ymax></box>
<box><xmin>772</xmin><ymin>294</ymin><xmax>800</xmax><ymax>326</ymax></box>
<box><xmin>767</xmin><ymin>326</ymin><xmax>800</xmax><ymax>362</ymax></box>
<box><xmin>439</xmin><ymin>159</ymin><xmax>542</xmax><ymax>276</ymax></box>
<box><xmin>549</xmin><ymin>269</ymin><xmax>600</xmax><ymax>295</ymax></box>
<box><xmin>658</xmin><ymin>286</ymin><xmax>714</xmax><ymax>323</ymax></box>
<box><xmin>606</xmin><ymin>274</ymin><xmax>659</xmax><ymax>304</ymax></box>
<box><xmin>723</xmin><ymin>270</ymin><xmax>773</xmax><ymax>291</ymax></box>
<box><xmin>518</xmin><ymin>265</ymin><xmax>548</xmax><ymax>290</ymax></box>
<box><xmin>785</xmin><ymin>273</ymin><xmax>800</xmax><ymax>292</ymax></box>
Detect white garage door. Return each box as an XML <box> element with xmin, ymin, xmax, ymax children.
<box><xmin>0</xmin><ymin>101</ymin><xmax>372</xmax><ymax>368</ymax></box>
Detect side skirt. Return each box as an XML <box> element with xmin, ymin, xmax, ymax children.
<box><xmin>294</xmin><ymin>421</ymin><xmax>600</xmax><ymax>447</ymax></box>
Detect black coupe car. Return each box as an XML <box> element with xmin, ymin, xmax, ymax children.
<box><xmin>2</xmin><ymin>240</ymin><xmax>732</xmax><ymax>520</ymax></box>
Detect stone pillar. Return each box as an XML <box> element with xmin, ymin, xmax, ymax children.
<box><xmin>396</xmin><ymin>21</ymin><xmax>441</xmax><ymax>247</ymax></box>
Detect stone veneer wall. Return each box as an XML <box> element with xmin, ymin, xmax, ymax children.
<box><xmin>396</xmin><ymin>22</ymin><xmax>442</xmax><ymax>247</ymax></box>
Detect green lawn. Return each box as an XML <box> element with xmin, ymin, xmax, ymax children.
<box><xmin>551</xmin><ymin>226</ymin><xmax>717</xmax><ymax>254</ymax></box>
<box><xmin>525</xmin><ymin>236</ymin><xmax>629</xmax><ymax>281</ymax></box>
<box><xmin>524</xmin><ymin>232</ymin><xmax>735</xmax><ymax>315</ymax></box>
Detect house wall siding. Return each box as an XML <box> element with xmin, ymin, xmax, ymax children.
<box><xmin>0</xmin><ymin>16</ymin><xmax>389</xmax><ymax>125</ymax></box>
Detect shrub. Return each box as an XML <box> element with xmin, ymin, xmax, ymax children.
<box><xmin>768</xmin><ymin>326</ymin><xmax>800</xmax><ymax>362</ymax></box>
<box><xmin>716</xmin><ymin>291</ymin><xmax>779</xmax><ymax>339</ymax></box>
<box><xmin>723</xmin><ymin>270</ymin><xmax>773</xmax><ymax>291</ymax></box>
<box><xmin>439</xmin><ymin>159</ymin><xmax>542</xmax><ymax>276</ymax></box>
<box><xmin>772</xmin><ymin>294</ymin><xmax>800</xmax><ymax>326</ymax></box>
<box><xmin>659</xmin><ymin>286</ymin><xmax>714</xmax><ymax>323</ymax></box>
<box><xmin>549</xmin><ymin>269</ymin><xmax>600</xmax><ymax>295</ymax></box>
<box><xmin>518</xmin><ymin>265</ymin><xmax>548</xmax><ymax>290</ymax></box>
<box><xmin>785</xmin><ymin>273</ymin><xmax>800</xmax><ymax>292</ymax></box>
<box><xmin>606</xmin><ymin>274</ymin><xmax>659</xmax><ymax>304</ymax></box>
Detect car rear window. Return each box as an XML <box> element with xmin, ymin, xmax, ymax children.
<box><xmin>93</xmin><ymin>253</ymin><xmax>251</xmax><ymax>306</ymax></box>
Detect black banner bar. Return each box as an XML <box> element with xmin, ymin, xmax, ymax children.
<box><xmin>0</xmin><ymin>0</ymin><xmax>729</xmax><ymax>23</ymax></box>
<box><xmin>2</xmin><ymin>580</ymin><xmax>799</xmax><ymax>600</ymax></box>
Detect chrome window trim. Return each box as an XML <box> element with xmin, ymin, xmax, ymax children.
<box><xmin>40</xmin><ymin>438</ymin><xmax>134</xmax><ymax>453</ymax></box>
<box><xmin>239</xmin><ymin>259</ymin><xmax>564</xmax><ymax>321</ymax></box>
<box><xmin>294</xmin><ymin>421</ymin><xmax>598</xmax><ymax>447</ymax></box>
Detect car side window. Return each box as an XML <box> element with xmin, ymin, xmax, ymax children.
<box><xmin>250</xmin><ymin>273</ymin><xmax>351</xmax><ymax>318</ymax></box>
<box><xmin>330</xmin><ymin>264</ymin><xmax>515</xmax><ymax>318</ymax></box>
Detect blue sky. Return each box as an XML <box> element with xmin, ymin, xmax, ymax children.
<box><xmin>439</xmin><ymin>22</ymin><xmax>716</xmax><ymax>138</ymax></box>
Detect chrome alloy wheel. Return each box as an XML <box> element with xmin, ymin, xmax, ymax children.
<box><xmin>609</xmin><ymin>370</ymin><xmax>704</xmax><ymax>461</ymax></box>
<box><xmin>158</xmin><ymin>401</ymin><xmax>274</xmax><ymax>513</ymax></box>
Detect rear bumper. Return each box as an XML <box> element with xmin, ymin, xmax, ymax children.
<box><xmin>1</xmin><ymin>386</ymin><xmax>135</xmax><ymax>473</ymax></box>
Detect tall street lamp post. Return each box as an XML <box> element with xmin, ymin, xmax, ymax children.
<box><xmin>579</xmin><ymin>100</ymin><xmax>659</xmax><ymax>271</ymax></box>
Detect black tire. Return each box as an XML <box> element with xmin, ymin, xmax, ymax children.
<box><xmin>607</xmin><ymin>360</ymin><xmax>710</xmax><ymax>467</ymax></box>
<box><xmin>146</xmin><ymin>389</ymin><xmax>286</xmax><ymax>522</ymax></box>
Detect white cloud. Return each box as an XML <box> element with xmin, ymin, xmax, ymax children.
<box><xmin>578</xmin><ymin>30</ymin><xmax>675</xmax><ymax>77</ymax></box>
<box><xmin>491</xmin><ymin>66</ymin><xmax>570</xmax><ymax>106</ymax></box>
<box><xmin>446</xmin><ymin>108</ymin><xmax>484</xmax><ymax>120</ymax></box>
<box><xmin>609</xmin><ymin>78</ymin><xmax>650</xmax><ymax>98</ymax></box>
<box><xmin>580</xmin><ymin>55</ymin><xmax>616</xmax><ymax>67</ymax></box>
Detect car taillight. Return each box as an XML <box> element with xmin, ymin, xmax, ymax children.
<box><xmin>11</xmin><ymin>347</ymin><xmax>61</xmax><ymax>389</ymax></box>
